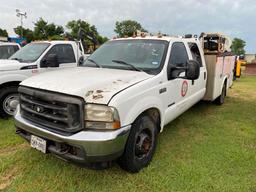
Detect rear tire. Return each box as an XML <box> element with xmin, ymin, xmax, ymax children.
<box><xmin>118</xmin><ymin>115</ymin><xmax>157</xmax><ymax>173</ymax></box>
<box><xmin>215</xmin><ymin>83</ymin><xmax>226</xmax><ymax>105</ymax></box>
<box><xmin>0</xmin><ymin>86</ymin><xmax>19</xmax><ymax>118</ymax></box>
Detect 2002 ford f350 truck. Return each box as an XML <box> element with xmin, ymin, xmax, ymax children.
<box><xmin>14</xmin><ymin>33</ymin><xmax>235</xmax><ymax>172</ymax></box>
<box><xmin>0</xmin><ymin>40</ymin><xmax>84</xmax><ymax>117</ymax></box>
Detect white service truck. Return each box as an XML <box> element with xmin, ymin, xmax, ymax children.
<box><xmin>14</xmin><ymin>34</ymin><xmax>235</xmax><ymax>172</ymax></box>
<box><xmin>0</xmin><ymin>40</ymin><xmax>84</xmax><ymax>117</ymax></box>
<box><xmin>0</xmin><ymin>42</ymin><xmax>21</xmax><ymax>59</ymax></box>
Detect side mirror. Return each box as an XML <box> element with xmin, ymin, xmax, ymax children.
<box><xmin>169</xmin><ymin>60</ymin><xmax>200</xmax><ymax>80</ymax></box>
<box><xmin>41</xmin><ymin>54</ymin><xmax>59</xmax><ymax>68</ymax></box>
<box><xmin>78</xmin><ymin>56</ymin><xmax>84</xmax><ymax>65</ymax></box>
<box><xmin>186</xmin><ymin>60</ymin><xmax>200</xmax><ymax>80</ymax></box>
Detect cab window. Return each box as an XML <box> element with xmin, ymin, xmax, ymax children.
<box><xmin>45</xmin><ymin>44</ymin><xmax>76</xmax><ymax>63</ymax></box>
<box><xmin>169</xmin><ymin>42</ymin><xmax>188</xmax><ymax>67</ymax></box>
<box><xmin>188</xmin><ymin>43</ymin><xmax>202</xmax><ymax>67</ymax></box>
<box><xmin>0</xmin><ymin>45</ymin><xmax>19</xmax><ymax>59</ymax></box>
<box><xmin>13</xmin><ymin>45</ymin><xmax>19</xmax><ymax>52</ymax></box>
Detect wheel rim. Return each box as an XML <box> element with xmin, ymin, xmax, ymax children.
<box><xmin>135</xmin><ymin>129</ymin><xmax>153</xmax><ymax>159</ymax></box>
<box><xmin>3</xmin><ymin>94</ymin><xmax>19</xmax><ymax>115</ymax></box>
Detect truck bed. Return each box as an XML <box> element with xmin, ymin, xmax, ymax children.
<box><xmin>203</xmin><ymin>53</ymin><xmax>235</xmax><ymax>101</ymax></box>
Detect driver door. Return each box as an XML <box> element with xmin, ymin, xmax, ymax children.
<box><xmin>163</xmin><ymin>42</ymin><xmax>190</xmax><ymax>125</ymax></box>
<box><xmin>39</xmin><ymin>44</ymin><xmax>77</xmax><ymax>73</ymax></box>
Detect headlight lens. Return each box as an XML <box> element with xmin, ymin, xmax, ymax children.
<box><xmin>85</xmin><ymin>104</ymin><xmax>120</xmax><ymax>130</ymax></box>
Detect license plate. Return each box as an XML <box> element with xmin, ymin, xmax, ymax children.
<box><xmin>30</xmin><ymin>135</ymin><xmax>47</xmax><ymax>153</ymax></box>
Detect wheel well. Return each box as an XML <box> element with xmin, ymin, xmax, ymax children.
<box><xmin>139</xmin><ymin>108</ymin><xmax>161</xmax><ymax>133</ymax></box>
<box><xmin>0</xmin><ymin>81</ymin><xmax>20</xmax><ymax>90</ymax></box>
<box><xmin>224</xmin><ymin>78</ymin><xmax>227</xmax><ymax>96</ymax></box>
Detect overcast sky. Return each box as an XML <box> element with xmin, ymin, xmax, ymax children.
<box><xmin>0</xmin><ymin>0</ymin><xmax>255</xmax><ymax>53</ymax></box>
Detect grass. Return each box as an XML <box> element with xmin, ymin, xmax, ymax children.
<box><xmin>0</xmin><ymin>76</ymin><xmax>256</xmax><ymax>192</ymax></box>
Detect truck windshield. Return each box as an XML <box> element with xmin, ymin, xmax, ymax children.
<box><xmin>82</xmin><ymin>39</ymin><xmax>168</xmax><ymax>74</ymax></box>
<box><xmin>0</xmin><ymin>45</ymin><xmax>18</xmax><ymax>59</ymax></box>
<box><xmin>10</xmin><ymin>43</ymin><xmax>50</xmax><ymax>63</ymax></box>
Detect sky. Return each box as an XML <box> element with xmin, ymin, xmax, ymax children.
<box><xmin>0</xmin><ymin>0</ymin><xmax>255</xmax><ymax>53</ymax></box>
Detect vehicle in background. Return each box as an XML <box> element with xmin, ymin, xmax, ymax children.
<box><xmin>234</xmin><ymin>55</ymin><xmax>246</xmax><ymax>79</ymax></box>
<box><xmin>0</xmin><ymin>42</ymin><xmax>21</xmax><ymax>59</ymax></box>
<box><xmin>15</xmin><ymin>32</ymin><xmax>235</xmax><ymax>173</ymax></box>
<box><xmin>8</xmin><ymin>36</ymin><xmax>27</xmax><ymax>46</ymax></box>
<box><xmin>0</xmin><ymin>40</ymin><xmax>84</xmax><ymax>117</ymax></box>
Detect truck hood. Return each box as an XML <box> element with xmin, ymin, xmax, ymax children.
<box><xmin>0</xmin><ymin>60</ymin><xmax>27</xmax><ymax>71</ymax></box>
<box><xmin>21</xmin><ymin>67</ymin><xmax>153</xmax><ymax>104</ymax></box>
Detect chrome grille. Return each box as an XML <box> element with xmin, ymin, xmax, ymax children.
<box><xmin>19</xmin><ymin>86</ymin><xmax>84</xmax><ymax>134</ymax></box>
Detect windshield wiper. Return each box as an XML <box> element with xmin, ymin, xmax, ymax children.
<box><xmin>11</xmin><ymin>58</ymin><xmax>23</xmax><ymax>62</ymax></box>
<box><xmin>87</xmin><ymin>59</ymin><xmax>102</xmax><ymax>68</ymax></box>
<box><xmin>112</xmin><ymin>60</ymin><xmax>143</xmax><ymax>72</ymax></box>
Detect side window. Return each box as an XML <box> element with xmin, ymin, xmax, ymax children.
<box><xmin>13</xmin><ymin>45</ymin><xmax>19</xmax><ymax>52</ymax></box>
<box><xmin>169</xmin><ymin>42</ymin><xmax>188</xmax><ymax>67</ymax></box>
<box><xmin>45</xmin><ymin>44</ymin><xmax>76</xmax><ymax>64</ymax></box>
<box><xmin>1</xmin><ymin>46</ymin><xmax>18</xmax><ymax>59</ymax></box>
<box><xmin>188</xmin><ymin>43</ymin><xmax>202</xmax><ymax>67</ymax></box>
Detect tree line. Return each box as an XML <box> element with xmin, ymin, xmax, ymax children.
<box><xmin>0</xmin><ymin>18</ymin><xmax>246</xmax><ymax>54</ymax></box>
<box><xmin>0</xmin><ymin>19</ymin><xmax>146</xmax><ymax>45</ymax></box>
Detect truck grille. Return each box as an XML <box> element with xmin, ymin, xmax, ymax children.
<box><xmin>19</xmin><ymin>86</ymin><xmax>84</xmax><ymax>134</ymax></box>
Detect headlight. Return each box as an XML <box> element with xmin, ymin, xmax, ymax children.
<box><xmin>85</xmin><ymin>104</ymin><xmax>121</xmax><ymax>130</ymax></box>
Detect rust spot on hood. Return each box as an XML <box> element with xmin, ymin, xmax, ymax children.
<box><xmin>92</xmin><ymin>94</ymin><xmax>104</xmax><ymax>100</ymax></box>
<box><xmin>96</xmin><ymin>90</ymin><xmax>104</xmax><ymax>93</ymax></box>
<box><xmin>85</xmin><ymin>91</ymin><xmax>94</xmax><ymax>97</ymax></box>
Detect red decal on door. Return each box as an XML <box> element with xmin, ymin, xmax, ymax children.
<box><xmin>181</xmin><ymin>81</ymin><xmax>188</xmax><ymax>97</ymax></box>
<box><xmin>32</xmin><ymin>69</ymin><xmax>38</xmax><ymax>74</ymax></box>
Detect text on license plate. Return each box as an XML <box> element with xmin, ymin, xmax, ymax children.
<box><xmin>30</xmin><ymin>135</ymin><xmax>47</xmax><ymax>153</ymax></box>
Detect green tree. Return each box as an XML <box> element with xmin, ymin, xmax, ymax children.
<box><xmin>97</xmin><ymin>36</ymin><xmax>109</xmax><ymax>44</ymax></box>
<box><xmin>66</xmin><ymin>19</ymin><xmax>92</xmax><ymax>39</ymax></box>
<box><xmin>48</xmin><ymin>35</ymin><xmax>65</xmax><ymax>40</ymax></box>
<box><xmin>14</xmin><ymin>26</ymin><xmax>34</xmax><ymax>42</ymax></box>
<box><xmin>114</xmin><ymin>20</ymin><xmax>147</xmax><ymax>37</ymax></box>
<box><xmin>66</xmin><ymin>19</ymin><xmax>108</xmax><ymax>45</ymax></box>
<box><xmin>0</xmin><ymin>28</ymin><xmax>8</xmax><ymax>37</ymax></box>
<box><xmin>33</xmin><ymin>18</ymin><xmax>64</xmax><ymax>40</ymax></box>
<box><xmin>46</xmin><ymin>23</ymin><xmax>64</xmax><ymax>37</ymax></box>
<box><xmin>231</xmin><ymin>38</ymin><xmax>246</xmax><ymax>55</ymax></box>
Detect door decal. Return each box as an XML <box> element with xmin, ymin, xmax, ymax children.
<box><xmin>181</xmin><ymin>81</ymin><xmax>188</xmax><ymax>97</ymax></box>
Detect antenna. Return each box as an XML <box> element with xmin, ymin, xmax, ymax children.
<box><xmin>15</xmin><ymin>9</ymin><xmax>27</xmax><ymax>37</ymax></box>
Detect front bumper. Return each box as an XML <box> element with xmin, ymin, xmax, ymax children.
<box><xmin>14</xmin><ymin>108</ymin><xmax>131</xmax><ymax>164</ymax></box>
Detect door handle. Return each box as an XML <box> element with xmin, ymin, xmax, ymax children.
<box><xmin>204</xmin><ymin>72</ymin><xmax>206</xmax><ymax>80</ymax></box>
<box><xmin>159</xmin><ymin>88</ymin><xmax>167</xmax><ymax>94</ymax></box>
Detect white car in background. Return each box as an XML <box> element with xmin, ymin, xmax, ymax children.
<box><xmin>0</xmin><ymin>40</ymin><xmax>84</xmax><ymax>117</ymax></box>
<box><xmin>0</xmin><ymin>42</ymin><xmax>21</xmax><ymax>59</ymax></box>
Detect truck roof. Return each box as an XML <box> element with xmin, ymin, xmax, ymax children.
<box><xmin>30</xmin><ymin>40</ymin><xmax>78</xmax><ymax>45</ymax></box>
<box><xmin>0</xmin><ymin>42</ymin><xmax>20</xmax><ymax>46</ymax></box>
<box><xmin>110</xmin><ymin>35</ymin><xmax>199</xmax><ymax>43</ymax></box>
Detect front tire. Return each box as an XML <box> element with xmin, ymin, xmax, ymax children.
<box><xmin>0</xmin><ymin>86</ymin><xmax>19</xmax><ymax>118</ymax></box>
<box><xmin>118</xmin><ymin>115</ymin><xmax>157</xmax><ymax>173</ymax></box>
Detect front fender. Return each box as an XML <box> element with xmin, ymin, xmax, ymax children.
<box><xmin>0</xmin><ymin>73</ymin><xmax>29</xmax><ymax>85</ymax></box>
<box><xmin>116</xmin><ymin>95</ymin><xmax>164</xmax><ymax>130</ymax></box>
